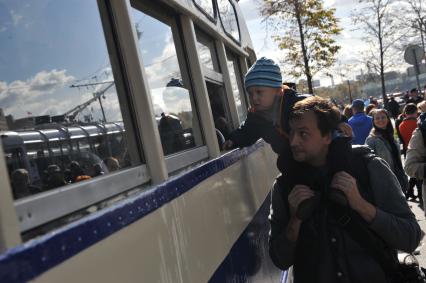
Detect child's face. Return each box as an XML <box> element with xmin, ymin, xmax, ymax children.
<box><xmin>247</xmin><ymin>86</ymin><xmax>281</xmax><ymax>111</ymax></box>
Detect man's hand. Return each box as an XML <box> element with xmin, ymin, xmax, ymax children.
<box><xmin>331</xmin><ymin>171</ymin><xmax>376</xmax><ymax>223</ymax></box>
<box><xmin>288</xmin><ymin>185</ymin><xmax>315</xmax><ymax>218</ymax></box>
<box><xmin>286</xmin><ymin>185</ymin><xmax>314</xmax><ymax>242</ymax></box>
<box><xmin>337</xmin><ymin>122</ymin><xmax>353</xmax><ymax>138</ymax></box>
<box><xmin>222</xmin><ymin>140</ymin><xmax>234</xmax><ymax>150</ymax></box>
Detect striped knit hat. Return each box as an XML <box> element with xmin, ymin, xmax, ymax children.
<box><xmin>244</xmin><ymin>57</ymin><xmax>282</xmax><ymax>90</ymax></box>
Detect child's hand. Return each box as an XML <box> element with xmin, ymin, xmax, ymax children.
<box><xmin>337</xmin><ymin>122</ymin><xmax>353</xmax><ymax>138</ymax></box>
<box><xmin>223</xmin><ymin>140</ymin><xmax>234</xmax><ymax>150</ymax></box>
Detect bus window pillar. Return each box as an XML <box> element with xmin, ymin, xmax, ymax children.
<box><xmin>180</xmin><ymin>15</ymin><xmax>220</xmax><ymax>158</ymax></box>
<box><xmin>0</xmin><ymin>142</ymin><xmax>22</xmax><ymax>251</ymax></box>
<box><xmin>238</xmin><ymin>56</ymin><xmax>249</xmax><ymax>104</ymax></box>
<box><xmin>215</xmin><ymin>41</ymin><xmax>240</xmax><ymax>129</ymax></box>
<box><xmin>106</xmin><ymin>0</ymin><xmax>167</xmax><ymax>183</ymax></box>
<box><xmin>238</xmin><ymin>56</ymin><xmax>248</xmax><ymax>78</ymax></box>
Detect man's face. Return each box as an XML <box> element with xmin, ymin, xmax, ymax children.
<box><xmin>247</xmin><ymin>86</ymin><xmax>280</xmax><ymax>111</ymax></box>
<box><xmin>289</xmin><ymin>111</ymin><xmax>332</xmax><ymax>167</ymax></box>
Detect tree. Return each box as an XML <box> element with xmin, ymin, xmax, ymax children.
<box><xmin>400</xmin><ymin>0</ymin><xmax>426</xmax><ymax>55</ymax></box>
<box><xmin>352</xmin><ymin>0</ymin><xmax>407</xmax><ymax>106</ymax></box>
<box><xmin>261</xmin><ymin>0</ymin><xmax>341</xmax><ymax>94</ymax></box>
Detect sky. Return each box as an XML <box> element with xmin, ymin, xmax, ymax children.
<box><xmin>0</xmin><ymin>0</ymin><xmax>193</xmax><ymax>122</ymax></box>
<box><xmin>0</xmin><ymin>0</ymin><xmax>421</xmax><ymax>122</ymax></box>
<box><xmin>238</xmin><ymin>0</ymin><xmax>414</xmax><ymax>87</ymax></box>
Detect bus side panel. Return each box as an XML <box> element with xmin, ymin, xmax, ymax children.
<box><xmin>32</xmin><ymin>145</ymin><xmax>279</xmax><ymax>283</ymax></box>
<box><xmin>209</xmin><ymin>191</ymin><xmax>284</xmax><ymax>283</ymax></box>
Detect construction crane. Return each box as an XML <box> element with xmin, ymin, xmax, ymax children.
<box><xmin>65</xmin><ymin>81</ymin><xmax>114</xmax><ymax>122</ymax></box>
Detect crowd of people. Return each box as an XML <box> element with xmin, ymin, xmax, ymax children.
<box><xmin>11</xmin><ymin>155</ymin><xmax>122</xmax><ymax>200</ymax></box>
<box><xmin>223</xmin><ymin>57</ymin><xmax>425</xmax><ymax>282</ymax></box>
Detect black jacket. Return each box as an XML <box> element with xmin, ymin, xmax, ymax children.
<box><xmin>228</xmin><ymin>89</ymin><xmax>309</xmax><ymax>154</ymax></box>
<box><xmin>269</xmin><ymin>147</ymin><xmax>421</xmax><ymax>283</ymax></box>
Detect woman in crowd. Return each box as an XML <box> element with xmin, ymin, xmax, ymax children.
<box><xmin>365</xmin><ymin>109</ymin><xmax>408</xmax><ymax>192</ymax></box>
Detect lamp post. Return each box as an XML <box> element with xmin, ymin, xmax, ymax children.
<box><xmin>413</xmin><ymin>17</ymin><xmax>426</xmax><ymax>62</ymax></box>
<box><xmin>347</xmin><ymin>79</ymin><xmax>353</xmax><ymax>103</ymax></box>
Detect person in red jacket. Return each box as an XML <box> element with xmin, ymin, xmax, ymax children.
<box><xmin>399</xmin><ymin>103</ymin><xmax>421</xmax><ymax>200</ymax></box>
<box><xmin>399</xmin><ymin>103</ymin><xmax>418</xmax><ymax>151</ymax></box>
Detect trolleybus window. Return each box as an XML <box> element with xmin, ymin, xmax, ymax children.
<box><xmin>226</xmin><ymin>50</ymin><xmax>248</xmax><ymax>123</ymax></box>
<box><xmin>193</xmin><ymin>0</ymin><xmax>216</xmax><ymax>21</ymax></box>
<box><xmin>131</xmin><ymin>8</ymin><xmax>204</xmax><ymax>156</ymax></box>
<box><xmin>217</xmin><ymin>0</ymin><xmax>240</xmax><ymax>42</ymax></box>
<box><xmin>0</xmin><ymin>0</ymin><xmax>140</xmax><ymax>199</ymax></box>
<box><xmin>196</xmin><ymin>30</ymin><xmax>221</xmax><ymax>73</ymax></box>
<box><xmin>205</xmin><ymin>81</ymin><xmax>233</xmax><ymax>145</ymax></box>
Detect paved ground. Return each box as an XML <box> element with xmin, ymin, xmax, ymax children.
<box><xmin>407</xmin><ymin>197</ymin><xmax>426</xmax><ymax>265</ymax></box>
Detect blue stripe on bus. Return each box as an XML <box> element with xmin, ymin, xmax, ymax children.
<box><xmin>208</xmin><ymin>191</ymin><xmax>284</xmax><ymax>283</ymax></box>
<box><xmin>0</xmin><ymin>142</ymin><xmax>265</xmax><ymax>283</ymax></box>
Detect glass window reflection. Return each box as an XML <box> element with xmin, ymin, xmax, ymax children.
<box><xmin>0</xmin><ymin>0</ymin><xmax>135</xmax><ymax>199</ymax></box>
<box><xmin>226</xmin><ymin>52</ymin><xmax>247</xmax><ymax>123</ymax></box>
<box><xmin>131</xmin><ymin>8</ymin><xmax>204</xmax><ymax>156</ymax></box>
<box><xmin>193</xmin><ymin>0</ymin><xmax>215</xmax><ymax>19</ymax></box>
<box><xmin>196</xmin><ymin>31</ymin><xmax>220</xmax><ymax>72</ymax></box>
<box><xmin>217</xmin><ymin>0</ymin><xmax>240</xmax><ymax>42</ymax></box>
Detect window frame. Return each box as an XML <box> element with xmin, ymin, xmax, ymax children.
<box><xmin>216</xmin><ymin>0</ymin><xmax>241</xmax><ymax>44</ymax></box>
<box><xmin>130</xmin><ymin>2</ymin><xmax>209</xmax><ymax>174</ymax></box>
<box><xmin>225</xmin><ymin>49</ymin><xmax>249</xmax><ymax>123</ymax></box>
<box><xmin>192</xmin><ymin>0</ymin><xmax>217</xmax><ymax>23</ymax></box>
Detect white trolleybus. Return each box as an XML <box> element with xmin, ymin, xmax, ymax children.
<box><xmin>0</xmin><ymin>0</ymin><xmax>284</xmax><ymax>282</ymax></box>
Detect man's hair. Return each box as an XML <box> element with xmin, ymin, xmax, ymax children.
<box><xmin>403</xmin><ymin>103</ymin><xmax>418</xmax><ymax>115</ymax></box>
<box><xmin>290</xmin><ymin>96</ymin><xmax>341</xmax><ymax>136</ymax></box>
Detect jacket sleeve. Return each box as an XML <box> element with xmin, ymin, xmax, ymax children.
<box><xmin>404</xmin><ymin>128</ymin><xmax>426</xmax><ymax>180</ymax></box>
<box><xmin>269</xmin><ymin>181</ymin><xmax>297</xmax><ymax>270</ymax></box>
<box><xmin>228</xmin><ymin>113</ymin><xmax>262</xmax><ymax>148</ymax></box>
<box><xmin>368</xmin><ymin>157</ymin><xmax>422</xmax><ymax>253</ymax></box>
<box><xmin>365</xmin><ymin>136</ymin><xmax>393</xmax><ymax>170</ymax></box>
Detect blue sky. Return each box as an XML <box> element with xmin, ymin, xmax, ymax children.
<box><xmin>0</xmin><ymin>0</ymin><xmax>193</xmax><ymax>122</ymax></box>
<box><xmin>238</xmin><ymin>0</ymin><xmax>413</xmax><ymax>87</ymax></box>
<box><xmin>0</xmin><ymin>0</ymin><xmax>420</xmax><ymax>121</ymax></box>
<box><xmin>0</xmin><ymin>0</ymin><xmax>118</xmax><ymax>121</ymax></box>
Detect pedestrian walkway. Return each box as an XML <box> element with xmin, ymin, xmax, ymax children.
<box><xmin>408</xmin><ymin>199</ymin><xmax>426</xmax><ymax>265</ymax></box>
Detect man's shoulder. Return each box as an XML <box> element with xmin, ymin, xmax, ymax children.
<box><xmin>351</xmin><ymin>145</ymin><xmax>376</xmax><ymax>162</ymax></box>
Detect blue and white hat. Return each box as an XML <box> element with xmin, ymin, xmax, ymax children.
<box><xmin>244</xmin><ymin>57</ymin><xmax>282</xmax><ymax>90</ymax></box>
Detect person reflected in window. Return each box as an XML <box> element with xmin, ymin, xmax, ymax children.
<box><xmin>158</xmin><ymin>112</ymin><xmax>185</xmax><ymax>155</ymax></box>
<box><xmin>46</xmin><ymin>164</ymin><xmax>67</xmax><ymax>190</ymax></box>
<box><xmin>103</xmin><ymin>157</ymin><xmax>120</xmax><ymax>172</ymax></box>
<box><xmin>208</xmin><ymin>92</ymin><xmax>232</xmax><ymax>140</ymax></box>
<box><xmin>68</xmin><ymin>161</ymin><xmax>91</xmax><ymax>183</ymax></box>
<box><xmin>11</xmin><ymin>168</ymin><xmax>41</xmax><ymax>199</ymax></box>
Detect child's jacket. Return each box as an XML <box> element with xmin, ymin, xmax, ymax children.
<box><xmin>228</xmin><ymin>88</ymin><xmax>310</xmax><ymax>154</ymax></box>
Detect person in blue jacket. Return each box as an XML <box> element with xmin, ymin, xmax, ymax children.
<box><xmin>348</xmin><ymin>99</ymin><xmax>372</xmax><ymax>145</ymax></box>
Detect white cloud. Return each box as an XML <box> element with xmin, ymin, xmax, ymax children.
<box><xmin>0</xmin><ymin>69</ymin><xmax>75</xmax><ymax>119</ymax></box>
<box><xmin>10</xmin><ymin>10</ymin><xmax>23</xmax><ymax>26</ymax></box>
<box><xmin>143</xmin><ymin>33</ymin><xmax>181</xmax><ymax>89</ymax></box>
